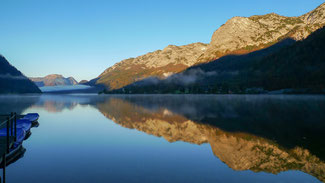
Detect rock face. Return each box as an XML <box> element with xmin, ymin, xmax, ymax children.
<box><xmin>198</xmin><ymin>3</ymin><xmax>325</xmax><ymax>63</ymax></box>
<box><xmin>96</xmin><ymin>43</ymin><xmax>208</xmax><ymax>90</ymax></box>
<box><xmin>30</xmin><ymin>74</ymin><xmax>78</xmax><ymax>87</ymax></box>
<box><xmin>95</xmin><ymin>2</ymin><xmax>325</xmax><ymax>90</ymax></box>
<box><xmin>0</xmin><ymin>55</ymin><xmax>41</xmax><ymax>94</ymax></box>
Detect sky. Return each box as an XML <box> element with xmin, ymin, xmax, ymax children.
<box><xmin>0</xmin><ymin>0</ymin><xmax>324</xmax><ymax>81</ymax></box>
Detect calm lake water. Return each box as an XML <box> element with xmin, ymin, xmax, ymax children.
<box><xmin>0</xmin><ymin>94</ymin><xmax>324</xmax><ymax>183</ymax></box>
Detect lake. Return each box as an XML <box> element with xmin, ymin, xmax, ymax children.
<box><xmin>0</xmin><ymin>94</ymin><xmax>324</xmax><ymax>183</ymax></box>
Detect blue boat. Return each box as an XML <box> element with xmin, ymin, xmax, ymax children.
<box><xmin>21</xmin><ymin>113</ymin><xmax>39</xmax><ymax>122</ymax></box>
<box><xmin>0</xmin><ymin>112</ymin><xmax>39</xmax><ymax>174</ymax></box>
<box><xmin>17</xmin><ymin>119</ymin><xmax>32</xmax><ymax>140</ymax></box>
<box><xmin>17</xmin><ymin>119</ymin><xmax>32</xmax><ymax>132</ymax></box>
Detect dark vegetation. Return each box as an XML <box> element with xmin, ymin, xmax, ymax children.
<box><xmin>106</xmin><ymin>26</ymin><xmax>325</xmax><ymax>94</ymax></box>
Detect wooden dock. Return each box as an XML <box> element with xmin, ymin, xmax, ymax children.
<box><xmin>0</xmin><ymin>137</ymin><xmax>15</xmax><ymax>161</ymax></box>
<box><xmin>0</xmin><ymin>113</ymin><xmax>19</xmax><ymax>183</ymax></box>
<box><xmin>0</xmin><ymin>112</ymin><xmax>39</xmax><ymax>183</ymax></box>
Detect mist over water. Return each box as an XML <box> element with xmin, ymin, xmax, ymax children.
<box><xmin>39</xmin><ymin>85</ymin><xmax>93</xmax><ymax>92</ymax></box>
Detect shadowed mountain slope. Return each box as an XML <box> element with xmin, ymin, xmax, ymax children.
<box><xmin>0</xmin><ymin>55</ymin><xmax>41</xmax><ymax>94</ymax></box>
<box><xmin>109</xmin><ymin>25</ymin><xmax>325</xmax><ymax>94</ymax></box>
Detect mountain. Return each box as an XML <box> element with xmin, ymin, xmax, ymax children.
<box><xmin>108</xmin><ymin>18</ymin><xmax>325</xmax><ymax>94</ymax></box>
<box><xmin>197</xmin><ymin>3</ymin><xmax>325</xmax><ymax>63</ymax></box>
<box><xmin>95</xmin><ymin>43</ymin><xmax>207</xmax><ymax>90</ymax></box>
<box><xmin>0</xmin><ymin>55</ymin><xmax>41</xmax><ymax>94</ymax></box>
<box><xmin>78</xmin><ymin>80</ymin><xmax>89</xmax><ymax>85</ymax></box>
<box><xmin>96</xmin><ymin>2</ymin><xmax>325</xmax><ymax>91</ymax></box>
<box><xmin>30</xmin><ymin>74</ymin><xmax>78</xmax><ymax>87</ymax></box>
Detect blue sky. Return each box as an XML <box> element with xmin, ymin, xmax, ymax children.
<box><xmin>0</xmin><ymin>0</ymin><xmax>324</xmax><ymax>81</ymax></box>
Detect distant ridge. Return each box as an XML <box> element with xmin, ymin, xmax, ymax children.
<box><xmin>30</xmin><ymin>74</ymin><xmax>78</xmax><ymax>87</ymax></box>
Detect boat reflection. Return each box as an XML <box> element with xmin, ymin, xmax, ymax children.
<box><xmin>0</xmin><ymin>145</ymin><xmax>26</xmax><ymax>168</ymax></box>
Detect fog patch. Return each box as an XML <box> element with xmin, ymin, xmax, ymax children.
<box><xmin>136</xmin><ymin>77</ymin><xmax>160</xmax><ymax>86</ymax></box>
<box><xmin>165</xmin><ymin>68</ymin><xmax>217</xmax><ymax>85</ymax></box>
<box><xmin>0</xmin><ymin>74</ymin><xmax>28</xmax><ymax>80</ymax></box>
<box><xmin>132</xmin><ymin>68</ymin><xmax>218</xmax><ymax>87</ymax></box>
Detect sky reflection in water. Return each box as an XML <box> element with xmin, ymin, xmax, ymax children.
<box><xmin>0</xmin><ymin>94</ymin><xmax>324</xmax><ymax>183</ymax></box>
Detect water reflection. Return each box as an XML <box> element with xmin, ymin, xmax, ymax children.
<box><xmin>4</xmin><ymin>94</ymin><xmax>324</xmax><ymax>182</ymax></box>
<box><xmin>30</xmin><ymin>94</ymin><xmax>104</xmax><ymax>113</ymax></box>
<box><xmin>108</xmin><ymin>95</ymin><xmax>325</xmax><ymax>158</ymax></box>
<box><xmin>93</xmin><ymin>95</ymin><xmax>325</xmax><ymax>182</ymax></box>
<box><xmin>0</xmin><ymin>95</ymin><xmax>40</xmax><ymax>114</ymax></box>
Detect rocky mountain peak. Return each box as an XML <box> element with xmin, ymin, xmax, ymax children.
<box><xmin>163</xmin><ymin>44</ymin><xmax>177</xmax><ymax>51</ymax></box>
<box><xmin>301</xmin><ymin>2</ymin><xmax>325</xmax><ymax>24</ymax></box>
<box><xmin>196</xmin><ymin>3</ymin><xmax>325</xmax><ymax>63</ymax></box>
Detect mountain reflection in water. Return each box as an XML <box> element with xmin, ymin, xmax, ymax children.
<box><xmin>24</xmin><ymin>94</ymin><xmax>325</xmax><ymax>182</ymax></box>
